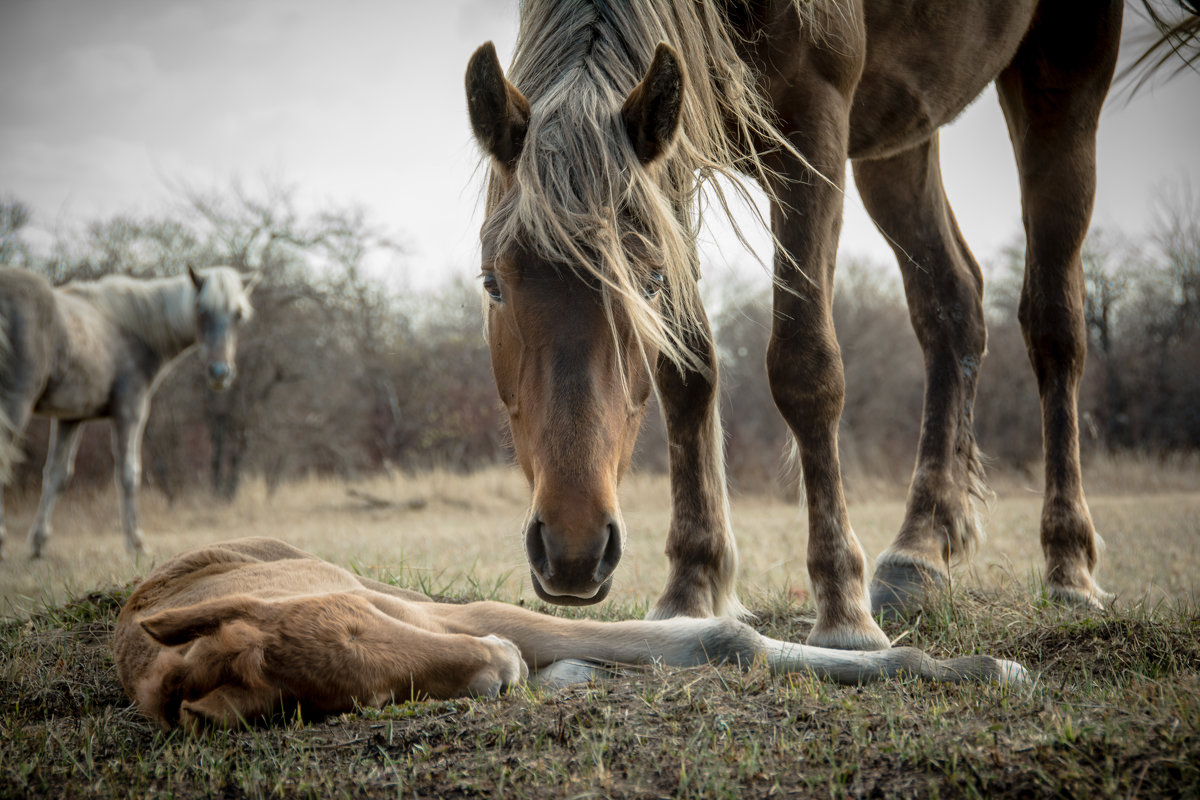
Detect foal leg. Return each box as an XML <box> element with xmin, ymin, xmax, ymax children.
<box><xmin>853</xmin><ymin>134</ymin><xmax>989</xmax><ymax>614</ymax></box>
<box><xmin>649</xmin><ymin>307</ymin><xmax>744</xmax><ymax>620</ymax></box>
<box><xmin>996</xmin><ymin>3</ymin><xmax>1122</xmax><ymax>607</ymax></box>
<box><xmin>761</xmin><ymin>76</ymin><xmax>889</xmax><ymax>651</ymax></box>
<box><xmin>111</xmin><ymin>400</ymin><xmax>149</xmax><ymax>553</ymax></box>
<box><xmin>27</xmin><ymin>419</ymin><xmax>85</xmax><ymax>558</ymax></box>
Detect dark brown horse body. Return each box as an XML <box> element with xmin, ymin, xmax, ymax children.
<box><xmin>466</xmin><ymin>1</ymin><xmax>1123</xmax><ymax>649</ymax></box>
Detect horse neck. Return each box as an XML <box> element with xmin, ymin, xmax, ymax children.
<box><xmin>131</xmin><ymin>277</ymin><xmax>201</xmax><ymax>360</ymax></box>
<box><xmin>71</xmin><ymin>275</ymin><xmax>199</xmax><ymax>362</ymax></box>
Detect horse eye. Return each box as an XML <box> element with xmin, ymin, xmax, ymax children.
<box><xmin>643</xmin><ymin>270</ymin><xmax>664</xmax><ymax>299</ymax></box>
<box><xmin>482</xmin><ymin>274</ymin><xmax>503</xmax><ymax>303</ymax></box>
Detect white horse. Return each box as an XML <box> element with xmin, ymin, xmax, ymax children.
<box><xmin>0</xmin><ymin>266</ymin><xmax>256</xmax><ymax>558</ymax></box>
<box><xmin>116</xmin><ymin>537</ymin><xmax>1029</xmax><ymax>730</ymax></box>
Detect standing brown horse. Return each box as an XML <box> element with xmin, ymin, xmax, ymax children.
<box><xmin>465</xmin><ymin>1</ymin><xmax>1122</xmax><ymax>649</ymax></box>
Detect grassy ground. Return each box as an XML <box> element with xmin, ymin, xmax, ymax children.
<box><xmin>1</xmin><ymin>460</ymin><xmax>1198</xmax><ymax>798</ymax></box>
<box><xmin>2</xmin><ymin>456</ymin><xmax>1198</xmax><ymax>617</ymax></box>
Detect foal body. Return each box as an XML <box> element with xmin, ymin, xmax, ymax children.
<box><xmin>0</xmin><ymin>266</ymin><xmax>253</xmax><ymax>558</ymax></box>
<box><xmin>116</xmin><ymin>537</ymin><xmax>1027</xmax><ymax>730</ymax></box>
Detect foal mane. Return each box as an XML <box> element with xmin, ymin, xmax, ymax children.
<box><xmin>64</xmin><ymin>268</ymin><xmax>251</xmax><ymax>359</ymax></box>
<box><xmin>485</xmin><ymin>0</ymin><xmax>841</xmax><ymax>371</ymax></box>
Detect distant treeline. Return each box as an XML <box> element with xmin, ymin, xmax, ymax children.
<box><xmin>1</xmin><ymin>180</ymin><xmax>1196</xmax><ymax>500</ymax></box>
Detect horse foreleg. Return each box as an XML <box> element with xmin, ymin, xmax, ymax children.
<box><xmin>27</xmin><ymin>419</ymin><xmax>85</xmax><ymax>558</ymax></box>
<box><xmin>853</xmin><ymin>135</ymin><xmax>989</xmax><ymax>616</ymax></box>
<box><xmin>997</xmin><ymin>3</ymin><xmax>1121</xmax><ymax>609</ymax></box>
<box><xmin>762</xmin><ymin>81</ymin><xmax>889</xmax><ymax>651</ymax></box>
<box><xmin>649</xmin><ymin>309</ymin><xmax>744</xmax><ymax>620</ymax></box>
<box><xmin>111</xmin><ymin>400</ymin><xmax>149</xmax><ymax>554</ymax></box>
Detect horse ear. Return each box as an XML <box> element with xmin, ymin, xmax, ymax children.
<box><xmin>140</xmin><ymin>596</ymin><xmax>261</xmax><ymax>646</ymax></box>
<box><xmin>466</xmin><ymin>41</ymin><xmax>530</xmax><ymax>169</ymax></box>
<box><xmin>188</xmin><ymin>265</ymin><xmax>204</xmax><ymax>291</ymax></box>
<box><xmin>622</xmin><ymin>43</ymin><xmax>685</xmax><ymax>165</ymax></box>
<box><xmin>240</xmin><ymin>270</ymin><xmax>262</xmax><ymax>295</ymax></box>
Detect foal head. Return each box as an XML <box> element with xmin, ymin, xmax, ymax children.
<box><xmin>466</xmin><ymin>42</ymin><xmax>690</xmax><ymax>605</ymax></box>
<box><xmin>188</xmin><ymin>266</ymin><xmax>257</xmax><ymax>391</ymax></box>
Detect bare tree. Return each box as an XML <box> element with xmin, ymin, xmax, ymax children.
<box><xmin>1083</xmin><ymin>232</ymin><xmax>1132</xmax><ymax>448</ymax></box>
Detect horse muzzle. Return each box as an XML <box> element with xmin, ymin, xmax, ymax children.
<box><xmin>529</xmin><ymin>570</ymin><xmax>614</xmax><ymax>606</ymax></box>
<box><xmin>524</xmin><ymin>512</ymin><xmax>623</xmax><ymax>606</ymax></box>
<box><xmin>206</xmin><ymin>362</ymin><xmax>235</xmax><ymax>391</ymax></box>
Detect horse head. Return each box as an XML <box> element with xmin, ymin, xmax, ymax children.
<box><xmin>466</xmin><ymin>41</ymin><xmax>687</xmax><ymax>605</ymax></box>
<box><xmin>188</xmin><ymin>266</ymin><xmax>257</xmax><ymax>391</ymax></box>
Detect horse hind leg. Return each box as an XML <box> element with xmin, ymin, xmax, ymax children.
<box><xmin>27</xmin><ymin>419</ymin><xmax>85</xmax><ymax>558</ymax></box>
<box><xmin>996</xmin><ymin>3</ymin><xmax>1122</xmax><ymax>609</ymax></box>
<box><xmin>852</xmin><ymin>133</ymin><xmax>989</xmax><ymax>616</ymax></box>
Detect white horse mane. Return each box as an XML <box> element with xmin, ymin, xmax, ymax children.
<box><xmin>64</xmin><ymin>267</ymin><xmax>252</xmax><ymax>359</ymax></box>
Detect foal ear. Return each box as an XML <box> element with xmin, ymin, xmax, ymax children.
<box><xmin>465</xmin><ymin>41</ymin><xmax>530</xmax><ymax>169</ymax></box>
<box><xmin>141</xmin><ymin>596</ymin><xmax>261</xmax><ymax>646</ymax></box>
<box><xmin>188</xmin><ymin>264</ymin><xmax>204</xmax><ymax>291</ymax></box>
<box><xmin>622</xmin><ymin>43</ymin><xmax>685</xmax><ymax>165</ymax></box>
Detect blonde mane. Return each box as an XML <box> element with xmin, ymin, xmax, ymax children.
<box><xmin>484</xmin><ymin>0</ymin><xmax>840</xmax><ymax>369</ymax></box>
<box><xmin>64</xmin><ymin>267</ymin><xmax>252</xmax><ymax>360</ymax></box>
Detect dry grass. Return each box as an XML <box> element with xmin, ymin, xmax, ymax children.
<box><xmin>1</xmin><ymin>457</ymin><xmax>1199</xmax><ymax>799</ymax></box>
<box><xmin>2</xmin><ymin>456</ymin><xmax>1197</xmax><ymax>619</ymax></box>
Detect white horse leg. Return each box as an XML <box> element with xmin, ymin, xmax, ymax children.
<box><xmin>111</xmin><ymin>402</ymin><xmax>149</xmax><ymax>553</ymax></box>
<box><xmin>28</xmin><ymin>419</ymin><xmax>85</xmax><ymax>558</ymax></box>
<box><xmin>756</xmin><ymin>633</ymin><xmax>1029</xmax><ymax>686</ymax></box>
<box><xmin>500</xmin><ymin>612</ymin><xmax>1030</xmax><ymax>689</ymax></box>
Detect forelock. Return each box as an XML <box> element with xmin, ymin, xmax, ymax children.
<box><xmin>198</xmin><ymin>268</ymin><xmax>253</xmax><ymax>319</ymax></box>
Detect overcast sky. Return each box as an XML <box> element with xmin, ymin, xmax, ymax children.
<box><xmin>2</xmin><ymin>0</ymin><xmax>1197</xmax><ymax>290</ymax></box>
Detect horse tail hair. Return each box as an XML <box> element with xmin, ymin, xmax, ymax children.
<box><xmin>1119</xmin><ymin>1</ymin><xmax>1200</xmax><ymax>94</ymax></box>
<box><xmin>0</xmin><ymin>317</ymin><xmax>22</xmax><ymax>485</ymax></box>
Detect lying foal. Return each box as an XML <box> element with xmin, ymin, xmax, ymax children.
<box><xmin>115</xmin><ymin>538</ymin><xmax>1028</xmax><ymax>729</ymax></box>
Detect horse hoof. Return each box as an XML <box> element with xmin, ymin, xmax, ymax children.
<box><xmin>870</xmin><ymin>561</ymin><xmax>947</xmax><ymax>619</ymax></box>
<box><xmin>1046</xmin><ymin>583</ymin><xmax>1113</xmax><ymax>611</ymax></box>
<box><xmin>806</xmin><ymin>618</ymin><xmax>892</xmax><ymax>651</ymax></box>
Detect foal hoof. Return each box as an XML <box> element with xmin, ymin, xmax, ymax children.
<box><xmin>870</xmin><ymin>561</ymin><xmax>947</xmax><ymax>619</ymax></box>
<box><xmin>531</xmin><ymin>659</ymin><xmax>616</xmax><ymax>692</ymax></box>
<box><xmin>468</xmin><ymin>635</ymin><xmax>528</xmax><ymax>698</ymax></box>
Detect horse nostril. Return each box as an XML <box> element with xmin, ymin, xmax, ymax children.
<box><xmin>525</xmin><ymin>515</ymin><xmax>553</xmax><ymax>579</ymax></box>
<box><xmin>592</xmin><ymin>518</ymin><xmax>623</xmax><ymax>584</ymax></box>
